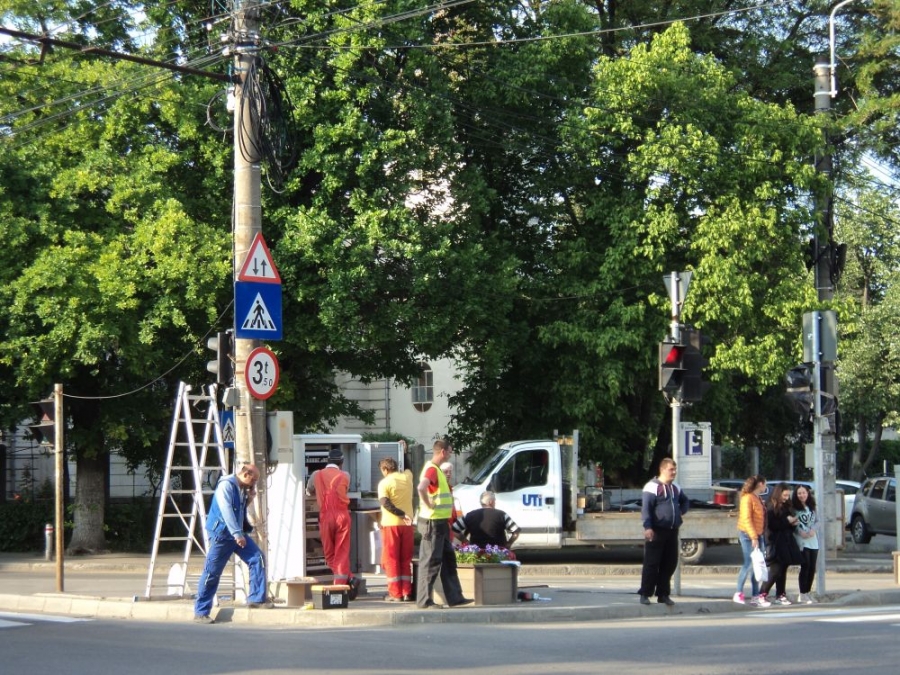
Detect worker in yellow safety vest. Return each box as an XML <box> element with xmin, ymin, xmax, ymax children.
<box><xmin>415</xmin><ymin>440</ymin><xmax>471</xmax><ymax>609</ymax></box>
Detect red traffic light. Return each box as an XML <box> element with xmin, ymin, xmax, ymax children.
<box><xmin>659</xmin><ymin>341</ymin><xmax>686</xmax><ymax>393</ymax></box>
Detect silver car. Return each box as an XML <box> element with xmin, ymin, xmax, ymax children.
<box><xmin>849</xmin><ymin>476</ymin><xmax>897</xmax><ymax>544</ymax></box>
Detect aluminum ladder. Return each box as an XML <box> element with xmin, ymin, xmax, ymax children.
<box><xmin>144</xmin><ymin>382</ymin><xmax>241</xmax><ymax>600</ymax></box>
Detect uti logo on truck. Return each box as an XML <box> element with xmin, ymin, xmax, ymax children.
<box><xmin>522</xmin><ymin>494</ymin><xmax>543</xmax><ymax>507</ymax></box>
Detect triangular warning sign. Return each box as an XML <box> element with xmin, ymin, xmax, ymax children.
<box><xmin>240</xmin><ymin>292</ymin><xmax>278</xmax><ymax>332</ymax></box>
<box><xmin>238</xmin><ymin>233</ymin><xmax>281</xmax><ymax>284</ymax></box>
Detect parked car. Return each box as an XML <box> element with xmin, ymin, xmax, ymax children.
<box><xmin>849</xmin><ymin>476</ymin><xmax>897</xmax><ymax>544</ymax></box>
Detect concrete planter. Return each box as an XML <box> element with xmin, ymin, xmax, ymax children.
<box><xmin>456</xmin><ymin>563</ymin><xmax>518</xmax><ymax>605</ymax></box>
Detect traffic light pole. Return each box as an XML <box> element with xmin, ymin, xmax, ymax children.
<box><xmin>812</xmin><ymin>55</ymin><xmax>838</xmax><ymax>595</ymax></box>
<box><xmin>663</xmin><ymin>271</ymin><xmax>688</xmax><ymax>596</ymax></box>
<box><xmin>664</xmin><ymin>271</ymin><xmax>689</xmax><ymax>460</ymax></box>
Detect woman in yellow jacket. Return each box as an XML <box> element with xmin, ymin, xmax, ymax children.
<box><xmin>734</xmin><ymin>475</ymin><xmax>771</xmax><ymax>608</ymax></box>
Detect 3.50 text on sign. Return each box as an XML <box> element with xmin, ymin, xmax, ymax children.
<box><xmin>245</xmin><ymin>347</ymin><xmax>280</xmax><ymax>400</ymax></box>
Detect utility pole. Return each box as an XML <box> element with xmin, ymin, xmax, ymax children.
<box><xmin>229</xmin><ymin>0</ymin><xmax>269</xmax><ymax>552</ymax></box>
<box><xmin>811</xmin><ymin>54</ymin><xmax>839</xmax><ymax>595</ymax></box>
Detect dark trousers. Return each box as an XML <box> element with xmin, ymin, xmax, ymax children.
<box><xmin>416</xmin><ymin>519</ymin><xmax>464</xmax><ymax>607</ymax></box>
<box><xmin>761</xmin><ymin>561</ymin><xmax>788</xmax><ymax>598</ymax></box>
<box><xmin>639</xmin><ymin>528</ymin><xmax>679</xmax><ymax>599</ymax></box>
<box><xmin>798</xmin><ymin>548</ymin><xmax>818</xmax><ymax>594</ymax></box>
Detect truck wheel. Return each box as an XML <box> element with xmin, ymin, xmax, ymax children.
<box><xmin>850</xmin><ymin>515</ymin><xmax>872</xmax><ymax>544</ymax></box>
<box><xmin>680</xmin><ymin>538</ymin><xmax>706</xmax><ymax>565</ymax></box>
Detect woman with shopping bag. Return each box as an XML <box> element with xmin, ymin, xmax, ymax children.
<box><xmin>734</xmin><ymin>475</ymin><xmax>771</xmax><ymax>608</ymax></box>
<box><xmin>759</xmin><ymin>483</ymin><xmax>803</xmax><ymax>605</ymax></box>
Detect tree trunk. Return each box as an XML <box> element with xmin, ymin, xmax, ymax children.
<box><xmin>859</xmin><ymin>414</ymin><xmax>885</xmax><ymax>481</ymax></box>
<box><xmin>66</xmin><ymin>452</ymin><xmax>108</xmax><ymax>554</ymax></box>
<box><xmin>852</xmin><ymin>415</ymin><xmax>867</xmax><ymax>480</ymax></box>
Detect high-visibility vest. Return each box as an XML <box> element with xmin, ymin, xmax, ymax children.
<box><xmin>418</xmin><ymin>461</ymin><xmax>452</xmax><ymax>521</ymax></box>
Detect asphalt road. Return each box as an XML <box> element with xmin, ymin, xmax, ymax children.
<box><xmin>3</xmin><ymin>604</ymin><xmax>900</xmax><ymax>675</ymax></box>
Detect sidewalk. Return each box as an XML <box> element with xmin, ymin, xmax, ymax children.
<box><xmin>1</xmin><ymin>547</ymin><xmax>898</xmax><ymax>627</ymax></box>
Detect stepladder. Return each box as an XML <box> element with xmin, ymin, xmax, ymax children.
<box><xmin>144</xmin><ymin>382</ymin><xmax>245</xmax><ymax>601</ymax></box>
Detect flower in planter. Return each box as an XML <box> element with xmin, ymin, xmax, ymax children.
<box><xmin>455</xmin><ymin>543</ymin><xmax>513</xmax><ymax>564</ymax></box>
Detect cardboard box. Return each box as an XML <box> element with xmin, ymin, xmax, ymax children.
<box><xmin>271</xmin><ymin>578</ymin><xmax>318</xmax><ymax>607</ymax></box>
<box><xmin>311</xmin><ymin>584</ymin><xmax>350</xmax><ymax>610</ymax></box>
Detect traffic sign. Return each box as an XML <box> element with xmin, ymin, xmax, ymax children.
<box><xmin>235</xmin><ymin>281</ymin><xmax>282</xmax><ymax>340</ymax></box>
<box><xmin>220</xmin><ymin>410</ymin><xmax>235</xmax><ymax>449</ymax></box>
<box><xmin>238</xmin><ymin>232</ymin><xmax>281</xmax><ymax>284</ymax></box>
<box><xmin>245</xmin><ymin>347</ymin><xmax>280</xmax><ymax>400</ymax></box>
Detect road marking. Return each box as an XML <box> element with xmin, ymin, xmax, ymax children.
<box><xmin>754</xmin><ymin>606</ymin><xmax>900</xmax><ymax>621</ymax></box>
<box><xmin>0</xmin><ymin>611</ymin><xmax>90</xmax><ymax>623</ymax></box>
<box><xmin>0</xmin><ymin>618</ymin><xmax>29</xmax><ymax>628</ymax></box>
<box><xmin>819</xmin><ymin>612</ymin><xmax>900</xmax><ymax>623</ymax></box>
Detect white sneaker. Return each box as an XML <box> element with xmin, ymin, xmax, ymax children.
<box><xmin>775</xmin><ymin>595</ymin><xmax>792</xmax><ymax>606</ymax></box>
<box><xmin>732</xmin><ymin>592</ymin><xmax>745</xmax><ymax>604</ymax></box>
<box><xmin>797</xmin><ymin>593</ymin><xmax>810</xmax><ymax>604</ymax></box>
<box><xmin>750</xmin><ymin>595</ymin><xmax>771</xmax><ymax>608</ymax></box>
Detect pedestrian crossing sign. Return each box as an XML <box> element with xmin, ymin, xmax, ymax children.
<box><xmin>235</xmin><ymin>281</ymin><xmax>282</xmax><ymax>340</ymax></box>
<box><xmin>220</xmin><ymin>410</ymin><xmax>235</xmax><ymax>449</ymax></box>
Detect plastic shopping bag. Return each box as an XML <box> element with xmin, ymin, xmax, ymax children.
<box><xmin>751</xmin><ymin>547</ymin><xmax>768</xmax><ymax>583</ymax></box>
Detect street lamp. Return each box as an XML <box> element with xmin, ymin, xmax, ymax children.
<box><xmin>829</xmin><ymin>0</ymin><xmax>862</xmax><ymax>98</ymax></box>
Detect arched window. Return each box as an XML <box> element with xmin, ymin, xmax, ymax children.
<box><xmin>412</xmin><ymin>362</ymin><xmax>433</xmax><ymax>412</ymax></box>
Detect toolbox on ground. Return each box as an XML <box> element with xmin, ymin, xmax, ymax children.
<box><xmin>311</xmin><ymin>584</ymin><xmax>350</xmax><ymax>610</ymax></box>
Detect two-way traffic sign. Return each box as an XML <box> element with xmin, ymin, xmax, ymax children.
<box><xmin>238</xmin><ymin>233</ymin><xmax>281</xmax><ymax>284</ymax></box>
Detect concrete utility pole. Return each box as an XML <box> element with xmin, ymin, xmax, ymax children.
<box><xmin>229</xmin><ymin>0</ymin><xmax>269</xmax><ymax>549</ymax></box>
<box><xmin>812</xmin><ymin>55</ymin><xmax>839</xmax><ymax>594</ymax></box>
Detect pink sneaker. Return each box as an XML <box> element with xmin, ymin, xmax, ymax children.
<box><xmin>732</xmin><ymin>592</ymin><xmax>745</xmax><ymax>604</ymax></box>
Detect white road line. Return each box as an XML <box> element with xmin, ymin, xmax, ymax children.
<box><xmin>818</xmin><ymin>613</ymin><xmax>900</xmax><ymax>623</ymax></box>
<box><xmin>0</xmin><ymin>612</ymin><xmax>90</xmax><ymax>623</ymax></box>
<box><xmin>0</xmin><ymin>618</ymin><xmax>30</xmax><ymax>628</ymax></box>
<box><xmin>754</xmin><ymin>606</ymin><xmax>900</xmax><ymax>621</ymax></box>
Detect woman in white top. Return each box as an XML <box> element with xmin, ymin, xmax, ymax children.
<box><xmin>792</xmin><ymin>485</ymin><xmax>819</xmax><ymax>604</ymax></box>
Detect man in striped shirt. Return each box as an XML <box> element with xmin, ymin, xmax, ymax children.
<box><xmin>452</xmin><ymin>490</ymin><xmax>520</xmax><ymax>552</ymax></box>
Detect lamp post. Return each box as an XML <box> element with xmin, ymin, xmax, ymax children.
<box><xmin>829</xmin><ymin>0</ymin><xmax>861</xmax><ymax>97</ymax></box>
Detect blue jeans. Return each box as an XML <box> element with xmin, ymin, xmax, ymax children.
<box><xmin>194</xmin><ymin>532</ymin><xmax>267</xmax><ymax>617</ymax></box>
<box><xmin>737</xmin><ymin>532</ymin><xmax>766</xmax><ymax>597</ymax></box>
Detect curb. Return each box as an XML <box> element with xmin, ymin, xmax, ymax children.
<box><xmin>3</xmin><ymin>590</ymin><xmax>894</xmax><ymax>627</ymax></box>
<box><xmin>0</xmin><ymin>593</ymin><xmax>747</xmax><ymax>627</ymax></box>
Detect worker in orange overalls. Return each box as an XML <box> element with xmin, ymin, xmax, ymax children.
<box><xmin>307</xmin><ymin>448</ymin><xmax>358</xmax><ymax>597</ymax></box>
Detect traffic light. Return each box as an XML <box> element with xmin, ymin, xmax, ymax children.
<box><xmin>29</xmin><ymin>397</ymin><xmax>56</xmax><ymax>445</ymax></box>
<box><xmin>681</xmin><ymin>327</ymin><xmax>710</xmax><ymax>402</ymax></box>
<box><xmin>785</xmin><ymin>364</ymin><xmax>814</xmax><ymax>420</ymax></box>
<box><xmin>207</xmin><ymin>330</ymin><xmax>234</xmax><ymax>385</ymax></box>
<box><xmin>659</xmin><ymin>339</ymin><xmax>686</xmax><ymax>394</ymax></box>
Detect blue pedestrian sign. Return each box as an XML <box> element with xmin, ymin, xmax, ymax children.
<box><xmin>220</xmin><ymin>410</ymin><xmax>235</xmax><ymax>449</ymax></box>
<box><xmin>235</xmin><ymin>281</ymin><xmax>282</xmax><ymax>340</ymax></box>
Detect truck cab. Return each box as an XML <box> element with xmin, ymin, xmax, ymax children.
<box><xmin>453</xmin><ymin>440</ymin><xmax>565</xmax><ymax>548</ymax></box>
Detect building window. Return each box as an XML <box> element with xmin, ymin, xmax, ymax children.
<box><xmin>412</xmin><ymin>362</ymin><xmax>433</xmax><ymax>412</ymax></box>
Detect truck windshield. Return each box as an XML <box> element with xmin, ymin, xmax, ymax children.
<box><xmin>463</xmin><ymin>448</ymin><xmax>509</xmax><ymax>484</ymax></box>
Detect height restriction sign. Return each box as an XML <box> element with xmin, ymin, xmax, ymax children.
<box><xmin>245</xmin><ymin>347</ymin><xmax>280</xmax><ymax>400</ymax></box>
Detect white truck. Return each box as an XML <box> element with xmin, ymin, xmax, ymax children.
<box><xmin>451</xmin><ymin>432</ymin><xmax>738</xmax><ymax>564</ymax></box>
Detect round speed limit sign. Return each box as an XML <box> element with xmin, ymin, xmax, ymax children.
<box><xmin>245</xmin><ymin>347</ymin><xmax>280</xmax><ymax>400</ymax></box>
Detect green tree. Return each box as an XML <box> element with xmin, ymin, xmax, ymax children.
<box><xmin>833</xmin><ymin>172</ymin><xmax>900</xmax><ymax>480</ymax></box>
<box><xmin>0</xmin><ymin>3</ymin><xmax>233</xmax><ymax>550</ymax></box>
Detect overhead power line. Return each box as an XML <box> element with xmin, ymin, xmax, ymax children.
<box><xmin>0</xmin><ymin>25</ymin><xmax>233</xmax><ymax>83</ymax></box>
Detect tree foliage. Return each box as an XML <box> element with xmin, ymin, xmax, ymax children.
<box><xmin>1</xmin><ymin>1</ymin><xmax>899</xmax><ymax>555</ymax></box>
